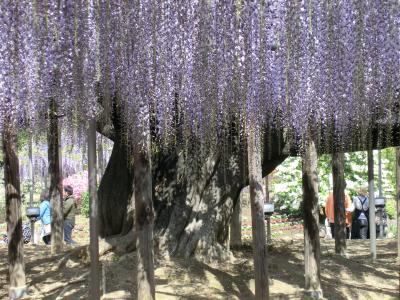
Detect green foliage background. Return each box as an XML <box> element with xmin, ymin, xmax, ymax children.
<box><xmin>271</xmin><ymin>148</ymin><xmax>397</xmax><ymax>218</ymax></box>
<box><xmin>80</xmin><ymin>191</ymin><xmax>90</xmax><ymax>218</ymax></box>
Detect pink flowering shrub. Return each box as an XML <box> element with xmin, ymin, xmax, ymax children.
<box><xmin>63</xmin><ymin>171</ymin><xmax>88</xmax><ymax>205</ymax></box>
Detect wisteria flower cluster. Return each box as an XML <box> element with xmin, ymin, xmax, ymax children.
<box><xmin>0</xmin><ymin>1</ymin><xmax>399</xmax><ymax>151</ymax></box>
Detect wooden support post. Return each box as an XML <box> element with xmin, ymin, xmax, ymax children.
<box><xmin>265</xmin><ymin>176</ymin><xmax>271</xmax><ymax>243</ymax></box>
<box><xmin>97</xmin><ymin>135</ymin><xmax>104</xmax><ymax>179</ymax></box>
<box><xmin>332</xmin><ymin>152</ymin><xmax>346</xmax><ymax>256</ymax></box>
<box><xmin>302</xmin><ymin>140</ymin><xmax>322</xmax><ymax>298</ymax></box>
<box><xmin>88</xmin><ymin>119</ymin><xmax>100</xmax><ymax>300</ymax></box>
<box><xmin>134</xmin><ymin>129</ymin><xmax>155</xmax><ymax>300</ymax></box>
<box><xmin>368</xmin><ymin>150</ymin><xmax>377</xmax><ymax>261</ymax></box>
<box><xmin>396</xmin><ymin>147</ymin><xmax>400</xmax><ymax>261</ymax></box>
<box><xmin>48</xmin><ymin>100</ymin><xmax>63</xmax><ymax>254</ymax></box>
<box><xmin>378</xmin><ymin>150</ymin><xmax>383</xmax><ymax>197</ymax></box>
<box><xmin>28</xmin><ymin>132</ymin><xmax>35</xmax><ymax>244</ymax></box>
<box><xmin>247</xmin><ymin>126</ymin><xmax>269</xmax><ymax>300</ymax></box>
<box><xmin>230</xmin><ymin>194</ymin><xmax>242</xmax><ymax>248</ymax></box>
<box><xmin>378</xmin><ymin>150</ymin><xmax>383</xmax><ymax>238</ymax></box>
<box><xmin>82</xmin><ymin>142</ymin><xmax>87</xmax><ymax>170</ymax></box>
<box><xmin>3</xmin><ymin>120</ymin><xmax>27</xmax><ymax>299</ymax></box>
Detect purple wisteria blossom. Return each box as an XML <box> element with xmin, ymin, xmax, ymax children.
<box><xmin>0</xmin><ymin>1</ymin><xmax>398</xmax><ymax>149</ymax></box>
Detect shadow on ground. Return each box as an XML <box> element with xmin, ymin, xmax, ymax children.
<box><xmin>0</xmin><ymin>239</ymin><xmax>398</xmax><ymax>299</ymax></box>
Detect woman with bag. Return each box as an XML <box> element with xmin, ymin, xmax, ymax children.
<box><xmin>37</xmin><ymin>191</ymin><xmax>52</xmax><ymax>245</ymax></box>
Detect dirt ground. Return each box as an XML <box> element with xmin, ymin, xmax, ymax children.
<box><xmin>0</xmin><ymin>216</ymin><xmax>399</xmax><ymax>300</ymax></box>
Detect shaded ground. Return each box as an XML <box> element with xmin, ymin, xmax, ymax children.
<box><xmin>0</xmin><ymin>216</ymin><xmax>399</xmax><ymax>299</ymax></box>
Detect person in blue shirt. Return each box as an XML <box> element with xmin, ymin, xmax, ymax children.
<box><xmin>37</xmin><ymin>191</ymin><xmax>52</xmax><ymax>245</ymax></box>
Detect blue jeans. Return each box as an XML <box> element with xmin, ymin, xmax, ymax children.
<box><xmin>64</xmin><ymin>219</ymin><xmax>76</xmax><ymax>245</ymax></box>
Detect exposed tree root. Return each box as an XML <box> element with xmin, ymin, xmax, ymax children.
<box><xmin>54</xmin><ymin>230</ymin><xmax>137</xmax><ymax>271</ymax></box>
<box><xmin>99</xmin><ymin>230</ymin><xmax>137</xmax><ymax>256</ymax></box>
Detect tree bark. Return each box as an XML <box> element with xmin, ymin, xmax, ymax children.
<box><xmin>97</xmin><ymin>130</ymin><xmax>283</xmax><ymax>260</ymax></box>
<box><xmin>48</xmin><ymin>100</ymin><xmax>63</xmax><ymax>254</ymax></box>
<box><xmin>332</xmin><ymin>152</ymin><xmax>346</xmax><ymax>256</ymax></box>
<box><xmin>396</xmin><ymin>147</ymin><xmax>400</xmax><ymax>260</ymax></box>
<box><xmin>302</xmin><ymin>140</ymin><xmax>322</xmax><ymax>298</ymax></box>
<box><xmin>367</xmin><ymin>150</ymin><xmax>376</xmax><ymax>261</ymax></box>
<box><xmin>134</xmin><ymin>131</ymin><xmax>155</xmax><ymax>300</ymax></box>
<box><xmin>153</xmin><ymin>146</ymin><xmax>245</xmax><ymax>260</ymax></box>
<box><xmin>247</xmin><ymin>127</ymin><xmax>269</xmax><ymax>300</ymax></box>
<box><xmin>88</xmin><ymin>119</ymin><xmax>100</xmax><ymax>300</ymax></box>
<box><xmin>3</xmin><ymin>120</ymin><xmax>27</xmax><ymax>299</ymax></box>
<box><xmin>98</xmin><ymin>140</ymin><xmax>134</xmax><ymax>237</ymax></box>
<box><xmin>230</xmin><ymin>194</ymin><xmax>242</xmax><ymax>248</ymax></box>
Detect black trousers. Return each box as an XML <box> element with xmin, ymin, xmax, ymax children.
<box><xmin>42</xmin><ymin>235</ymin><xmax>51</xmax><ymax>245</ymax></box>
<box><xmin>351</xmin><ymin>219</ymin><xmax>368</xmax><ymax>239</ymax></box>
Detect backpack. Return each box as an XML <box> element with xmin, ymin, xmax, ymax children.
<box><xmin>356</xmin><ymin>196</ymin><xmax>368</xmax><ymax>221</ymax></box>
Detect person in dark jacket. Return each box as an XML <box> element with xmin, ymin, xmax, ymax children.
<box><xmin>63</xmin><ymin>185</ymin><xmax>77</xmax><ymax>245</ymax></box>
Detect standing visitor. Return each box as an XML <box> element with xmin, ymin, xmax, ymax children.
<box><xmin>63</xmin><ymin>185</ymin><xmax>77</xmax><ymax>245</ymax></box>
<box><xmin>37</xmin><ymin>191</ymin><xmax>52</xmax><ymax>245</ymax></box>
<box><xmin>351</xmin><ymin>187</ymin><xmax>370</xmax><ymax>239</ymax></box>
<box><xmin>325</xmin><ymin>190</ymin><xmax>353</xmax><ymax>239</ymax></box>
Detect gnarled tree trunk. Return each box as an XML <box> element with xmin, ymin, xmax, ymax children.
<box><xmin>98</xmin><ymin>140</ymin><xmax>134</xmax><ymax>237</ymax></box>
<box><xmin>97</xmin><ymin>134</ymin><xmax>286</xmax><ymax>260</ymax></box>
<box><xmin>153</xmin><ymin>144</ymin><xmax>246</xmax><ymax>260</ymax></box>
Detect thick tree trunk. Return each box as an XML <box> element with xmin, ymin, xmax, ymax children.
<box><xmin>48</xmin><ymin>100</ymin><xmax>63</xmax><ymax>253</ymax></box>
<box><xmin>248</xmin><ymin>127</ymin><xmax>269</xmax><ymax>300</ymax></box>
<box><xmin>367</xmin><ymin>150</ymin><xmax>376</xmax><ymax>261</ymax></box>
<box><xmin>396</xmin><ymin>147</ymin><xmax>400</xmax><ymax>261</ymax></box>
<box><xmin>98</xmin><ymin>140</ymin><xmax>134</xmax><ymax>237</ymax></box>
<box><xmin>96</xmin><ymin>93</ymin><xmax>287</xmax><ymax>260</ymax></box>
<box><xmin>332</xmin><ymin>152</ymin><xmax>347</xmax><ymax>256</ymax></box>
<box><xmin>302</xmin><ymin>140</ymin><xmax>322</xmax><ymax>298</ymax></box>
<box><xmin>134</xmin><ymin>131</ymin><xmax>155</xmax><ymax>300</ymax></box>
<box><xmin>98</xmin><ymin>131</ymin><xmax>283</xmax><ymax>260</ymax></box>
<box><xmin>3</xmin><ymin>121</ymin><xmax>27</xmax><ymax>299</ymax></box>
<box><xmin>153</xmin><ymin>145</ymin><xmax>245</xmax><ymax>260</ymax></box>
<box><xmin>230</xmin><ymin>194</ymin><xmax>242</xmax><ymax>248</ymax></box>
<box><xmin>88</xmin><ymin>119</ymin><xmax>100</xmax><ymax>300</ymax></box>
